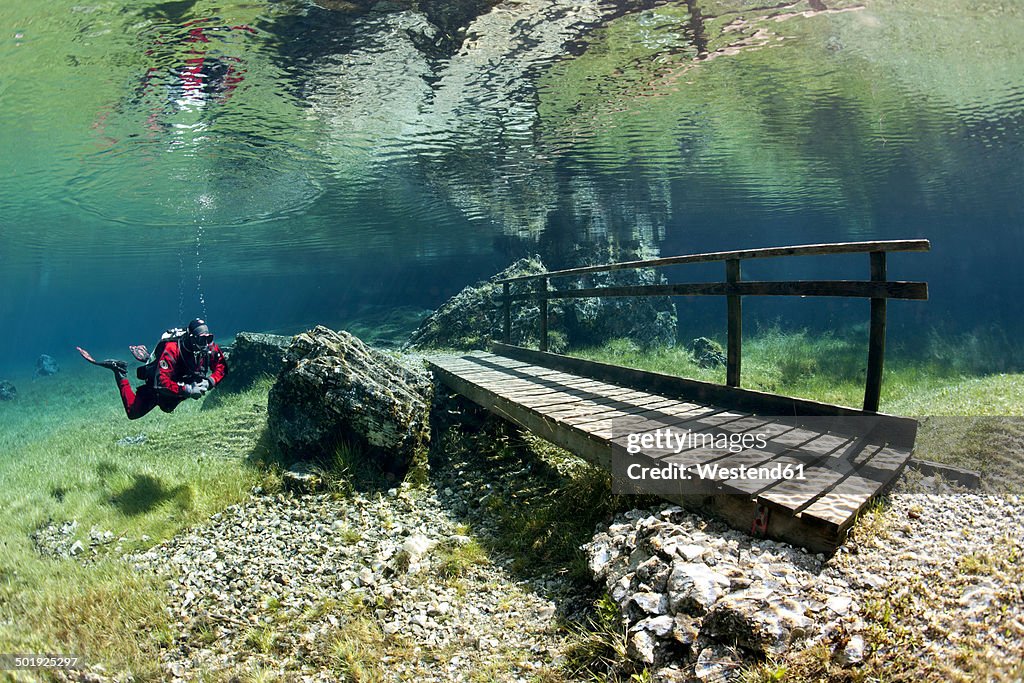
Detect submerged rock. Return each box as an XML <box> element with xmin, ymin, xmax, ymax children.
<box><xmin>268</xmin><ymin>326</ymin><xmax>432</xmax><ymax>476</ymax></box>
<box><xmin>667</xmin><ymin>561</ymin><xmax>728</xmax><ymax>616</ymax></box>
<box><xmin>689</xmin><ymin>337</ymin><xmax>726</xmax><ymax>369</ymax></box>
<box><xmin>219</xmin><ymin>331</ymin><xmax>292</xmax><ymax>392</ymax></box>
<box><xmin>583</xmin><ymin>507</ymin><xmax>830</xmax><ymax>673</ymax></box>
<box><xmin>35</xmin><ymin>354</ymin><xmax>59</xmax><ymax>376</ymax></box>
<box><xmin>702</xmin><ymin>591</ymin><xmax>810</xmax><ymax>655</ymax></box>
<box><xmin>561</xmin><ymin>267</ymin><xmax>677</xmax><ymax>349</ymax></box>
<box><xmin>0</xmin><ymin>380</ymin><xmax>15</xmax><ymax>401</ymax></box>
<box><xmin>406</xmin><ymin>256</ymin><xmax>550</xmax><ymax>351</ymax></box>
<box><xmin>836</xmin><ymin>634</ymin><xmax>865</xmax><ymax>666</ymax></box>
<box><xmin>407</xmin><ymin>255</ymin><xmax>677</xmax><ymax>351</ymax></box>
<box><xmin>282</xmin><ymin>461</ymin><xmax>325</xmax><ymax>494</ymax></box>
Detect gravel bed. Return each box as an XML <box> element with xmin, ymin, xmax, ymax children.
<box><xmin>132</xmin><ymin>482</ymin><xmax>571</xmax><ymax>681</ymax></box>
<box><xmin>584</xmin><ymin>472</ymin><xmax>1024</xmax><ymax>682</ymax></box>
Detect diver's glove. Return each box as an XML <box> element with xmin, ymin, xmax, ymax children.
<box><xmin>183</xmin><ymin>383</ymin><xmax>203</xmax><ymax>399</ymax></box>
<box><xmin>196</xmin><ymin>378</ymin><xmax>213</xmax><ymax>393</ymax></box>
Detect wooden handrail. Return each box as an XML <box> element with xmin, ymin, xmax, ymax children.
<box><xmin>504</xmin><ymin>280</ymin><xmax>928</xmax><ymax>301</ymax></box>
<box><xmin>496</xmin><ymin>239</ymin><xmax>930</xmax><ymax>283</ymax></box>
<box><xmin>496</xmin><ymin>239</ymin><xmax>929</xmax><ymax>412</ymax></box>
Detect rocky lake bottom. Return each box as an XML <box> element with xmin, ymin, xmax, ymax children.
<box><xmin>43</xmin><ymin>442</ymin><xmax>1023</xmax><ymax>683</ymax></box>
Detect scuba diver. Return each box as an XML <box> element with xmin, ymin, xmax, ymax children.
<box><xmin>77</xmin><ymin>319</ymin><xmax>227</xmax><ymax>420</ymax></box>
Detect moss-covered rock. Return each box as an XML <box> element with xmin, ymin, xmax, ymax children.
<box><xmin>407</xmin><ymin>255</ymin><xmax>677</xmax><ymax>351</ymax></box>
<box><xmin>268</xmin><ymin>326</ymin><xmax>432</xmax><ymax>478</ymax></box>
<box><xmin>562</xmin><ymin>267</ymin><xmax>677</xmax><ymax>349</ymax></box>
<box><xmin>220</xmin><ymin>332</ymin><xmax>293</xmax><ymax>393</ymax></box>
<box><xmin>689</xmin><ymin>337</ymin><xmax>726</xmax><ymax>368</ymax></box>
<box><xmin>406</xmin><ymin>256</ymin><xmax>551</xmax><ymax>350</ymax></box>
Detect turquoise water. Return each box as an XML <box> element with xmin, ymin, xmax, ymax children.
<box><xmin>0</xmin><ymin>0</ymin><xmax>1022</xmax><ymax>374</ymax></box>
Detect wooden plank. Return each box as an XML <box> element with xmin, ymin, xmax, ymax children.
<box><xmin>491</xmin><ymin>343</ymin><xmax>919</xmax><ymax>445</ymax></box>
<box><xmin>440</xmin><ymin>366</ymin><xmax>604</xmax><ymax>392</ymax></box>
<box><xmin>758</xmin><ymin>466</ymin><xmax>846</xmax><ymax>514</ymax></box>
<box><xmin>486</xmin><ymin>378</ymin><xmax>602</xmax><ymax>394</ymax></box>
<box><xmin>799</xmin><ymin>441</ymin><xmax>915</xmax><ymax>530</ymax></box>
<box><xmin>863</xmin><ymin>251</ymin><xmax>887</xmax><ymax>412</ymax></box>
<box><xmin>429</xmin><ymin>364</ymin><xmax>613</xmax><ymax>468</ymax></box>
<box><xmin>508</xmin><ymin>280</ymin><xmax>929</xmax><ymax>301</ymax></box>
<box><xmin>495</xmin><ymin>239</ymin><xmax>931</xmax><ymax>283</ymax></box>
<box><xmin>480</xmin><ymin>375</ymin><xmax>606</xmax><ymax>394</ymax></box>
<box><xmin>577</xmin><ymin>404</ymin><xmax>731</xmax><ymax>432</ymax></box>
<box><xmin>542</xmin><ymin>402</ymin><xmax>625</xmax><ymax>423</ymax></box>
<box><xmin>510</xmin><ymin>392</ymin><xmax>597</xmax><ymax>410</ymax></box>
<box><xmin>800</xmin><ymin>475</ymin><xmax>886</xmax><ymax>528</ymax></box>
<box><xmin>713</xmin><ymin>429</ymin><xmax>833</xmax><ymax>496</ymax></box>
<box><xmin>456</xmin><ymin>357</ymin><xmax>565</xmax><ymax>377</ymax></box>
<box><xmin>718</xmin><ymin>454</ymin><xmax>810</xmax><ymax>497</ymax></box>
<box><xmin>726</xmin><ymin>258</ymin><xmax>742</xmax><ymax>387</ymax></box>
<box><xmin>462</xmin><ymin>360</ymin><xmax>626</xmax><ymax>393</ymax></box>
<box><xmin>510</xmin><ymin>386</ymin><xmax>635</xmax><ymax>409</ymax></box>
<box><xmin>548</xmin><ymin>393</ymin><xmax>684</xmax><ymax>419</ymax></box>
<box><xmin>615</xmin><ymin>403</ymin><xmax>719</xmax><ymax>428</ymax></box>
<box><xmin>566</xmin><ymin>401</ymin><xmax>686</xmax><ymax>430</ymax></box>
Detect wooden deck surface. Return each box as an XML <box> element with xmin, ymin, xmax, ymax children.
<box><xmin>427</xmin><ymin>350</ymin><xmax>915</xmax><ymax>552</ymax></box>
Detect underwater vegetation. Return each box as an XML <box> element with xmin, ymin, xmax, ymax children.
<box><xmin>574</xmin><ymin>325</ymin><xmax>1024</xmax><ymax>412</ymax></box>
<box><xmin>1</xmin><ymin>323</ymin><xmax>1020</xmax><ymax>679</ymax></box>
<box><xmin>0</xmin><ymin>371</ymin><xmax>273</xmax><ymax>677</ymax></box>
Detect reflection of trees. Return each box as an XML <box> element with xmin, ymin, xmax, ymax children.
<box><xmin>303</xmin><ymin>0</ymin><xmax>1024</xmax><ymax>270</ymax></box>
<box><xmin>303</xmin><ymin>0</ymin><xmax>681</xmax><ymax>265</ymax></box>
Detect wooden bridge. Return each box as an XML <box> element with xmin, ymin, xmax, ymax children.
<box><xmin>427</xmin><ymin>240</ymin><xmax>929</xmax><ymax>552</ymax></box>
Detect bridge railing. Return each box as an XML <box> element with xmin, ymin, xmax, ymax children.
<box><xmin>494</xmin><ymin>239</ymin><xmax>930</xmax><ymax>412</ymax></box>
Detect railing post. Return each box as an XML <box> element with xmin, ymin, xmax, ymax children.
<box><xmin>863</xmin><ymin>251</ymin><xmax>887</xmax><ymax>412</ymax></box>
<box><xmin>502</xmin><ymin>282</ymin><xmax>511</xmax><ymax>344</ymax></box>
<box><xmin>726</xmin><ymin>259</ymin><xmax>742</xmax><ymax>387</ymax></box>
<box><xmin>539</xmin><ymin>277</ymin><xmax>549</xmax><ymax>352</ymax></box>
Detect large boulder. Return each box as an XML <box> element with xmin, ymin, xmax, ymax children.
<box><xmin>406</xmin><ymin>255</ymin><xmax>677</xmax><ymax>352</ymax></box>
<box><xmin>268</xmin><ymin>327</ymin><xmax>432</xmax><ymax>475</ymax></box>
<box><xmin>0</xmin><ymin>380</ymin><xmax>15</xmax><ymax>401</ymax></box>
<box><xmin>406</xmin><ymin>256</ymin><xmax>551</xmax><ymax>351</ymax></box>
<box><xmin>405</xmin><ymin>254</ymin><xmax>679</xmax><ymax>352</ymax></box>
<box><xmin>561</xmin><ymin>268</ymin><xmax>677</xmax><ymax>349</ymax></box>
<box><xmin>219</xmin><ymin>332</ymin><xmax>292</xmax><ymax>392</ymax></box>
<box><xmin>35</xmin><ymin>354</ymin><xmax>60</xmax><ymax>377</ymax></box>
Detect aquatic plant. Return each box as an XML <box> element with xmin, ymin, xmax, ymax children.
<box><xmin>0</xmin><ymin>369</ymin><xmax>269</xmax><ymax>676</ymax></box>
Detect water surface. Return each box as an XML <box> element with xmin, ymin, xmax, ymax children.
<box><xmin>0</xmin><ymin>0</ymin><xmax>1021</xmax><ymax>372</ymax></box>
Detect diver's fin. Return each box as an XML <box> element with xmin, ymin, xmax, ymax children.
<box><xmin>129</xmin><ymin>345</ymin><xmax>149</xmax><ymax>362</ymax></box>
<box><xmin>76</xmin><ymin>346</ymin><xmax>101</xmax><ymax>365</ymax></box>
<box><xmin>76</xmin><ymin>347</ymin><xmax>128</xmax><ymax>378</ymax></box>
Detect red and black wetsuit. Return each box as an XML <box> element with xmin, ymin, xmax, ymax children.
<box><xmin>117</xmin><ymin>340</ymin><xmax>227</xmax><ymax>420</ymax></box>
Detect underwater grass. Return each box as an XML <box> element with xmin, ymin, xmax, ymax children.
<box><xmin>0</xmin><ymin>368</ymin><xmax>271</xmax><ymax>679</ymax></box>
<box><xmin>572</xmin><ymin>326</ymin><xmax>1024</xmax><ymax>416</ymax></box>
<box><xmin>571</xmin><ymin>327</ymin><xmax>1024</xmax><ymax>486</ymax></box>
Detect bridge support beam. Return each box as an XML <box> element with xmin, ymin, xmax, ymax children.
<box><xmin>539</xmin><ymin>277</ymin><xmax>549</xmax><ymax>352</ymax></box>
<box><xmin>726</xmin><ymin>259</ymin><xmax>742</xmax><ymax>387</ymax></box>
<box><xmin>863</xmin><ymin>251</ymin><xmax>887</xmax><ymax>412</ymax></box>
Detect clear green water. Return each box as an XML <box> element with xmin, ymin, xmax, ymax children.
<box><xmin>0</xmin><ymin>0</ymin><xmax>1022</xmax><ymax>374</ymax></box>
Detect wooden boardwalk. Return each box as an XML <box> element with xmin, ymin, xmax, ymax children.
<box><xmin>428</xmin><ymin>347</ymin><xmax>916</xmax><ymax>553</ymax></box>
<box><xmin>430</xmin><ymin>240</ymin><xmax>928</xmax><ymax>551</ymax></box>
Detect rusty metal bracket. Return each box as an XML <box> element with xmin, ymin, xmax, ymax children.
<box><xmin>751</xmin><ymin>503</ymin><xmax>770</xmax><ymax>537</ymax></box>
